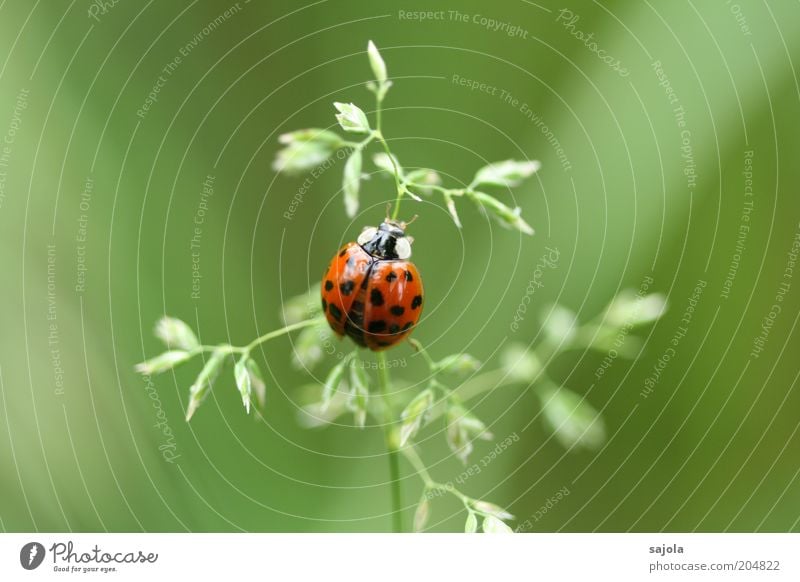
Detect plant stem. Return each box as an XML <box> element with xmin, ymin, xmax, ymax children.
<box><xmin>377</xmin><ymin>351</ymin><xmax>403</xmax><ymax>533</ymax></box>
<box><xmin>242</xmin><ymin>317</ymin><xmax>323</xmax><ymax>354</ymax></box>
<box><xmin>189</xmin><ymin>317</ymin><xmax>323</xmax><ymax>357</ymax></box>
<box><xmin>407</xmin><ymin>338</ymin><xmax>438</xmax><ymax>371</ymax></box>
<box><xmin>372</xmin><ymin>84</ymin><xmax>405</xmax><ymax>221</ymax></box>
<box><xmin>401</xmin><ymin>445</ymin><xmax>477</xmax><ymax>512</ymax></box>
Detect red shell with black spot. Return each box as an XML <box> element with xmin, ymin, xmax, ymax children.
<box><xmin>321</xmin><ymin>242</ymin><xmax>424</xmax><ymax>351</ymax></box>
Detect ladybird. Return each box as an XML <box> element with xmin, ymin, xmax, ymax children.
<box><xmin>321</xmin><ymin>219</ymin><xmax>424</xmax><ymax>351</ymax></box>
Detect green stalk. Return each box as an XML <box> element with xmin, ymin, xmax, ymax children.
<box><xmin>377</xmin><ymin>351</ymin><xmax>403</xmax><ymax>533</ymax></box>
<box><xmin>372</xmin><ymin>83</ymin><xmax>404</xmax><ymax>221</ymax></box>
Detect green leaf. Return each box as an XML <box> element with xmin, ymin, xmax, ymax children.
<box><xmin>185</xmin><ymin>349</ymin><xmax>226</xmax><ymax>421</ymax></box>
<box><xmin>334</xmin><ymin>102</ymin><xmax>370</xmax><ymax>134</ymax></box>
<box><xmin>278</xmin><ymin>128</ymin><xmax>342</xmax><ymax>147</ymax></box>
<box><xmin>246</xmin><ymin>358</ymin><xmax>267</xmax><ymax>408</ymax></box>
<box><xmin>473</xmin><ymin>500</ymin><xmax>514</xmax><ymax>521</ymax></box>
<box><xmin>464</xmin><ymin>512</ymin><xmax>478</xmax><ymax>533</ymax></box>
<box><xmin>446</xmin><ymin>403</ymin><xmax>493</xmax><ymax>464</ymax></box>
<box><xmin>291</xmin><ymin>323</ymin><xmax>326</xmax><ymax>370</ymax></box>
<box><xmin>500</xmin><ymin>343</ymin><xmax>542</xmax><ymax>383</ymax></box>
<box><xmin>469</xmin><ymin>191</ymin><xmax>534</xmax><ymax>235</ymax></box>
<box><xmin>482</xmin><ymin>515</ymin><xmax>514</xmax><ymax>534</ymax></box>
<box><xmin>367</xmin><ymin>40</ymin><xmax>387</xmax><ymax>85</ymax></box>
<box><xmin>349</xmin><ymin>362</ymin><xmax>369</xmax><ymax>428</ymax></box>
<box><xmin>413</xmin><ymin>496</ymin><xmax>430</xmax><ymax>532</ymax></box>
<box><xmin>444</xmin><ymin>192</ymin><xmax>462</xmax><ymax>228</ymax></box>
<box><xmin>435</xmin><ymin>353</ymin><xmax>481</xmax><ymax>377</ymax></box>
<box><xmin>372</xmin><ymin>152</ymin><xmax>402</xmax><ymax>177</ymax></box>
<box><xmin>472</xmin><ymin>159</ymin><xmax>540</xmax><ymax>188</ymax></box>
<box><xmin>154</xmin><ymin>317</ymin><xmax>199</xmax><ymax>351</ymax></box>
<box><xmin>404</xmin><ymin>168</ymin><xmax>442</xmax><ymax>198</ymax></box>
<box><xmin>272</xmin><ymin>141</ymin><xmax>339</xmax><ymax>175</ymax></box>
<box><xmin>322</xmin><ymin>357</ymin><xmax>350</xmax><ymax>410</ymax></box>
<box><xmin>296</xmin><ymin>383</ymin><xmax>350</xmax><ymax>428</ymax></box>
<box><xmin>135</xmin><ymin>350</ymin><xmax>192</xmax><ymax>375</ymax></box>
<box><xmin>281</xmin><ymin>286</ymin><xmax>320</xmax><ymax>325</ymax></box>
<box><xmin>542</xmin><ymin>304</ymin><xmax>577</xmax><ymax>344</ymax></box>
<box><xmin>343</xmin><ymin>149</ymin><xmax>363</xmax><ymax>217</ymax></box>
<box><xmin>234</xmin><ymin>356</ymin><xmax>253</xmax><ymax>414</ymax></box>
<box><xmin>399</xmin><ymin>388</ymin><xmax>434</xmax><ymax>446</ymax></box>
<box><xmin>538</xmin><ymin>384</ymin><xmax>606</xmax><ymax>450</ymax></box>
<box><xmin>605</xmin><ymin>291</ymin><xmax>668</xmax><ymax>328</ymax></box>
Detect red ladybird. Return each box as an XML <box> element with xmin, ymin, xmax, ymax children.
<box><xmin>321</xmin><ymin>219</ymin><xmax>423</xmax><ymax>351</ymax></box>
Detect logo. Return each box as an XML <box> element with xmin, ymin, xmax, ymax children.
<box><xmin>20</xmin><ymin>542</ymin><xmax>45</xmax><ymax>570</ymax></box>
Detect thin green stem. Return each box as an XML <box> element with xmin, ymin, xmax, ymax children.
<box><xmin>408</xmin><ymin>338</ymin><xmax>437</xmax><ymax>371</ymax></box>
<box><xmin>377</xmin><ymin>351</ymin><xmax>403</xmax><ymax>533</ymax></box>
<box><xmin>406</xmin><ymin>182</ymin><xmax>463</xmax><ymax>197</ymax></box>
<box><xmin>372</xmin><ymin>85</ymin><xmax>404</xmax><ymax>221</ymax></box>
<box><xmin>374</xmin><ymin>132</ymin><xmax>404</xmax><ymax>220</ymax></box>
<box><xmin>186</xmin><ymin>317</ymin><xmax>324</xmax><ymax>360</ymax></box>
<box><xmin>401</xmin><ymin>445</ymin><xmax>477</xmax><ymax>511</ymax></box>
<box><xmin>240</xmin><ymin>318</ymin><xmax>322</xmax><ymax>354</ymax></box>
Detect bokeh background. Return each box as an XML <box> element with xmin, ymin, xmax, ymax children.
<box><xmin>1</xmin><ymin>0</ymin><xmax>799</xmax><ymax>532</ymax></box>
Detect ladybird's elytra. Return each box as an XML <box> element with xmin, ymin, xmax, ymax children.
<box><xmin>321</xmin><ymin>220</ymin><xmax>423</xmax><ymax>351</ymax></box>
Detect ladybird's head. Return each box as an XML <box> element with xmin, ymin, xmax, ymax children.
<box><xmin>357</xmin><ymin>219</ymin><xmax>414</xmax><ymax>259</ymax></box>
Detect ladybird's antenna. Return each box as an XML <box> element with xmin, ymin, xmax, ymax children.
<box><xmin>404</xmin><ymin>214</ymin><xmax>419</xmax><ymax>227</ymax></box>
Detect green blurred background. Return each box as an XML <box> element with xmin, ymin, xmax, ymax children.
<box><xmin>1</xmin><ymin>0</ymin><xmax>799</xmax><ymax>532</ymax></box>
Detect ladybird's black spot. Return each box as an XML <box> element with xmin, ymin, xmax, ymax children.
<box><xmin>339</xmin><ymin>280</ymin><xmax>355</xmax><ymax>296</ymax></box>
<box><xmin>329</xmin><ymin>303</ymin><xmax>343</xmax><ymax>321</ymax></box>
<box><xmin>385</xmin><ymin>271</ymin><xmax>398</xmax><ymax>283</ymax></box>
<box><xmin>324</xmin><ymin>280</ymin><xmax>334</xmax><ymax>291</ymax></box>
<box><xmin>402</xmin><ymin>321</ymin><xmax>413</xmax><ymax>331</ymax></box>
<box><xmin>411</xmin><ymin>295</ymin><xmax>423</xmax><ymax>309</ymax></box>
<box><xmin>339</xmin><ymin>248</ymin><xmax>347</xmax><ymax>257</ymax></box>
<box><xmin>370</xmin><ymin>289</ymin><xmax>384</xmax><ymax>306</ymax></box>
<box><xmin>368</xmin><ymin>320</ymin><xmax>387</xmax><ymax>333</ymax></box>
<box><xmin>351</xmin><ymin>300</ymin><xmax>364</xmax><ymax>312</ymax></box>
<box><xmin>390</xmin><ymin>305</ymin><xmax>405</xmax><ymax>316</ymax></box>
<box><xmin>389</xmin><ymin>323</ymin><xmax>400</xmax><ymax>334</ymax></box>
<box><xmin>321</xmin><ymin>298</ymin><xmax>327</xmax><ymax>312</ymax></box>
<box><xmin>344</xmin><ymin>321</ymin><xmax>367</xmax><ymax>346</ymax></box>
<box><xmin>405</xmin><ymin>270</ymin><xmax>414</xmax><ymax>282</ymax></box>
